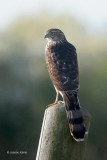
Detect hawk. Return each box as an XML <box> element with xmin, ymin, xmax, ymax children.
<box><xmin>44</xmin><ymin>28</ymin><xmax>86</xmax><ymax>141</ymax></box>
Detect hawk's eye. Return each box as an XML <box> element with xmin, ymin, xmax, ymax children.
<box><xmin>51</xmin><ymin>32</ymin><xmax>55</xmax><ymax>36</ymax></box>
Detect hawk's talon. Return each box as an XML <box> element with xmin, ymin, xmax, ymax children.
<box><xmin>58</xmin><ymin>101</ymin><xmax>64</xmax><ymax>104</ymax></box>
<box><xmin>47</xmin><ymin>101</ymin><xmax>64</xmax><ymax>107</ymax></box>
<box><xmin>47</xmin><ymin>102</ymin><xmax>59</xmax><ymax>107</ymax></box>
<box><xmin>47</xmin><ymin>90</ymin><xmax>60</xmax><ymax>107</ymax></box>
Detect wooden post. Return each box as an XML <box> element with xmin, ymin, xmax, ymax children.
<box><xmin>36</xmin><ymin>103</ymin><xmax>91</xmax><ymax>160</ymax></box>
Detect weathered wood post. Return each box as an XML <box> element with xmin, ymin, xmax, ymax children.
<box><xmin>36</xmin><ymin>103</ymin><xmax>91</xmax><ymax>160</ymax></box>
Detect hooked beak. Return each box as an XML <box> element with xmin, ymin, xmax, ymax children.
<box><xmin>44</xmin><ymin>34</ymin><xmax>49</xmax><ymax>39</ymax></box>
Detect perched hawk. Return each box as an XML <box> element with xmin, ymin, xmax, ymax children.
<box><xmin>44</xmin><ymin>28</ymin><xmax>86</xmax><ymax>141</ymax></box>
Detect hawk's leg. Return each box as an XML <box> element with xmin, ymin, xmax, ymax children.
<box><xmin>48</xmin><ymin>90</ymin><xmax>59</xmax><ymax>107</ymax></box>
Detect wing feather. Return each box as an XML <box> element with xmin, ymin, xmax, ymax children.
<box><xmin>46</xmin><ymin>42</ymin><xmax>79</xmax><ymax>91</ymax></box>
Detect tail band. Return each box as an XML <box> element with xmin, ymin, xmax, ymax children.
<box><xmin>63</xmin><ymin>91</ymin><xmax>86</xmax><ymax>141</ymax></box>
<box><xmin>69</xmin><ymin>117</ymin><xmax>83</xmax><ymax>124</ymax></box>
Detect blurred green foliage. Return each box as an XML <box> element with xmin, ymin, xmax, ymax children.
<box><xmin>0</xmin><ymin>12</ymin><xmax>107</xmax><ymax>160</ymax></box>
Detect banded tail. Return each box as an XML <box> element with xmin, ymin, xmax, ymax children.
<box><xmin>63</xmin><ymin>91</ymin><xmax>86</xmax><ymax>142</ymax></box>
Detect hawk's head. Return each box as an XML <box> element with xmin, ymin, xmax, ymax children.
<box><xmin>44</xmin><ymin>28</ymin><xmax>66</xmax><ymax>43</ymax></box>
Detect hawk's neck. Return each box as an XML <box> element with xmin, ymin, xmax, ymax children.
<box><xmin>46</xmin><ymin>39</ymin><xmax>67</xmax><ymax>47</ymax></box>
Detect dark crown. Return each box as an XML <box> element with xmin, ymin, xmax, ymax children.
<box><xmin>45</xmin><ymin>28</ymin><xmax>66</xmax><ymax>42</ymax></box>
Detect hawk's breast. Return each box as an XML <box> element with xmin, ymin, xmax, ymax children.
<box><xmin>45</xmin><ymin>42</ymin><xmax>79</xmax><ymax>91</ymax></box>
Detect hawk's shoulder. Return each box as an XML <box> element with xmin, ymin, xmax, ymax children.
<box><xmin>50</xmin><ymin>41</ymin><xmax>76</xmax><ymax>53</ymax></box>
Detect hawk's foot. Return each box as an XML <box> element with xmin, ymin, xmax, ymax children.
<box><xmin>47</xmin><ymin>90</ymin><xmax>61</xmax><ymax>107</ymax></box>
<box><xmin>47</xmin><ymin>101</ymin><xmax>59</xmax><ymax>107</ymax></box>
<box><xmin>47</xmin><ymin>101</ymin><xmax>64</xmax><ymax>107</ymax></box>
<box><xmin>58</xmin><ymin>101</ymin><xmax>64</xmax><ymax>104</ymax></box>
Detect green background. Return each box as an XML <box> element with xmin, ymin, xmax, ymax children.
<box><xmin>0</xmin><ymin>13</ymin><xmax>107</xmax><ymax>160</ymax></box>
